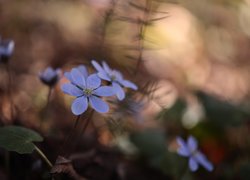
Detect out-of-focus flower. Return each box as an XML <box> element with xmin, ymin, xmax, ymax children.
<box><xmin>39</xmin><ymin>67</ymin><xmax>61</xmax><ymax>87</ymax></box>
<box><xmin>61</xmin><ymin>65</ymin><xmax>115</xmax><ymax>115</ymax></box>
<box><xmin>176</xmin><ymin>136</ymin><xmax>214</xmax><ymax>172</ymax></box>
<box><xmin>0</xmin><ymin>38</ymin><xmax>15</xmax><ymax>63</ymax></box>
<box><xmin>91</xmin><ymin>60</ymin><xmax>138</xmax><ymax>100</ymax></box>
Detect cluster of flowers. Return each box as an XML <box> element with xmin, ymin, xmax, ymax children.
<box><xmin>39</xmin><ymin>60</ymin><xmax>138</xmax><ymax>115</ymax></box>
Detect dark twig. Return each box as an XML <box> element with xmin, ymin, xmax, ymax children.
<box><xmin>134</xmin><ymin>0</ymin><xmax>152</xmax><ymax>76</ymax></box>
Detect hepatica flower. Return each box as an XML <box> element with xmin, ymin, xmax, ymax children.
<box><xmin>176</xmin><ymin>136</ymin><xmax>213</xmax><ymax>172</ymax></box>
<box><xmin>61</xmin><ymin>65</ymin><xmax>114</xmax><ymax>115</ymax></box>
<box><xmin>0</xmin><ymin>38</ymin><xmax>14</xmax><ymax>63</ymax></box>
<box><xmin>39</xmin><ymin>67</ymin><xmax>61</xmax><ymax>87</ymax></box>
<box><xmin>91</xmin><ymin>60</ymin><xmax>138</xmax><ymax>100</ymax></box>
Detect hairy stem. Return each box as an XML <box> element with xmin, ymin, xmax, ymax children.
<box><xmin>34</xmin><ymin>145</ymin><xmax>53</xmax><ymax>168</ymax></box>
<box><xmin>6</xmin><ymin>64</ymin><xmax>14</xmax><ymax>120</ymax></box>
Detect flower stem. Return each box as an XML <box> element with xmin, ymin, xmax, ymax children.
<box><xmin>61</xmin><ymin>115</ymin><xmax>81</xmax><ymax>156</ymax></box>
<box><xmin>46</xmin><ymin>87</ymin><xmax>52</xmax><ymax>108</ymax></box>
<box><xmin>69</xmin><ymin>110</ymin><xmax>94</xmax><ymax>155</ymax></box>
<box><xmin>40</xmin><ymin>87</ymin><xmax>52</xmax><ymax>128</ymax></box>
<box><xmin>34</xmin><ymin>145</ymin><xmax>53</xmax><ymax>168</ymax></box>
<box><xmin>6</xmin><ymin>64</ymin><xmax>14</xmax><ymax>120</ymax></box>
<box><xmin>80</xmin><ymin>110</ymin><xmax>94</xmax><ymax>135</ymax></box>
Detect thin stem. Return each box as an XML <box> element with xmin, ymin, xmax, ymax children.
<box><xmin>40</xmin><ymin>87</ymin><xmax>52</xmax><ymax>128</ymax></box>
<box><xmin>80</xmin><ymin>110</ymin><xmax>94</xmax><ymax>135</ymax></box>
<box><xmin>34</xmin><ymin>145</ymin><xmax>53</xmax><ymax>168</ymax></box>
<box><xmin>69</xmin><ymin>110</ymin><xmax>94</xmax><ymax>156</ymax></box>
<box><xmin>6</xmin><ymin>64</ymin><xmax>14</xmax><ymax>120</ymax></box>
<box><xmin>61</xmin><ymin>115</ymin><xmax>81</xmax><ymax>156</ymax></box>
<box><xmin>46</xmin><ymin>87</ymin><xmax>52</xmax><ymax>108</ymax></box>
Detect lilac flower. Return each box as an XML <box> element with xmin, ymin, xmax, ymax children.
<box><xmin>0</xmin><ymin>39</ymin><xmax>14</xmax><ymax>63</ymax></box>
<box><xmin>39</xmin><ymin>67</ymin><xmax>61</xmax><ymax>87</ymax></box>
<box><xmin>91</xmin><ymin>60</ymin><xmax>138</xmax><ymax>100</ymax></box>
<box><xmin>176</xmin><ymin>136</ymin><xmax>214</xmax><ymax>172</ymax></box>
<box><xmin>61</xmin><ymin>65</ymin><xmax>115</xmax><ymax>115</ymax></box>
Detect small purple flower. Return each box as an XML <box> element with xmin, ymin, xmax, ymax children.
<box><xmin>91</xmin><ymin>60</ymin><xmax>138</xmax><ymax>101</ymax></box>
<box><xmin>61</xmin><ymin>65</ymin><xmax>115</xmax><ymax>115</ymax></box>
<box><xmin>39</xmin><ymin>67</ymin><xmax>61</xmax><ymax>87</ymax></box>
<box><xmin>0</xmin><ymin>39</ymin><xmax>14</xmax><ymax>63</ymax></box>
<box><xmin>176</xmin><ymin>136</ymin><xmax>214</xmax><ymax>172</ymax></box>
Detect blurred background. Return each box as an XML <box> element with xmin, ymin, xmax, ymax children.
<box><xmin>1</xmin><ymin>0</ymin><xmax>250</xmax><ymax>179</ymax></box>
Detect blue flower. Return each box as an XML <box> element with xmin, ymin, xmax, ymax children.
<box><xmin>176</xmin><ymin>136</ymin><xmax>214</xmax><ymax>172</ymax></box>
<box><xmin>39</xmin><ymin>67</ymin><xmax>61</xmax><ymax>87</ymax></box>
<box><xmin>0</xmin><ymin>39</ymin><xmax>14</xmax><ymax>63</ymax></box>
<box><xmin>61</xmin><ymin>65</ymin><xmax>115</xmax><ymax>115</ymax></box>
<box><xmin>91</xmin><ymin>60</ymin><xmax>138</xmax><ymax>100</ymax></box>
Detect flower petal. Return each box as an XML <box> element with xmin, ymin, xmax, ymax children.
<box><xmin>121</xmin><ymin>80</ymin><xmax>138</xmax><ymax>90</ymax></box>
<box><xmin>187</xmin><ymin>136</ymin><xmax>198</xmax><ymax>152</ymax></box>
<box><xmin>91</xmin><ymin>60</ymin><xmax>105</xmax><ymax>73</ymax></box>
<box><xmin>89</xmin><ymin>96</ymin><xmax>109</xmax><ymax>113</ymax></box>
<box><xmin>77</xmin><ymin>65</ymin><xmax>88</xmax><ymax>78</ymax></box>
<box><xmin>189</xmin><ymin>157</ymin><xmax>198</xmax><ymax>172</ymax></box>
<box><xmin>86</xmin><ymin>74</ymin><xmax>101</xmax><ymax>89</ymax></box>
<box><xmin>97</xmin><ymin>71</ymin><xmax>111</xmax><ymax>81</ymax></box>
<box><xmin>64</xmin><ymin>72</ymin><xmax>73</xmax><ymax>82</ymax></box>
<box><xmin>176</xmin><ymin>137</ymin><xmax>190</xmax><ymax>157</ymax></box>
<box><xmin>71</xmin><ymin>96</ymin><xmax>88</xmax><ymax>115</ymax></box>
<box><xmin>102</xmin><ymin>61</ymin><xmax>111</xmax><ymax>73</ymax></box>
<box><xmin>61</xmin><ymin>83</ymin><xmax>83</xmax><ymax>97</ymax></box>
<box><xmin>71</xmin><ymin>68</ymin><xmax>86</xmax><ymax>87</ymax></box>
<box><xmin>194</xmin><ymin>152</ymin><xmax>214</xmax><ymax>172</ymax></box>
<box><xmin>0</xmin><ymin>40</ymin><xmax>14</xmax><ymax>56</ymax></box>
<box><xmin>113</xmin><ymin>70</ymin><xmax>123</xmax><ymax>82</ymax></box>
<box><xmin>112</xmin><ymin>82</ymin><xmax>125</xmax><ymax>100</ymax></box>
<box><xmin>93</xmin><ymin>86</ymin><xmax>115</xmax><ymax>96</ymax></box>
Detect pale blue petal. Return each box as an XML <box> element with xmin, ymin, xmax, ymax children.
<box><xmin>102</xmin><ymin>61</ymin><xmax>112</xmax><ymax>73</ymax></box>
<box><xmin>71</xmin><ymin>68</ymin><xmax>86</xmax><ymax>87</ymax></box>
<box><xmin>176</xmin><ymin>137</ymin><xmax>190</xmax><ymax>157</ymax></box>
<box><xmin>71</xmin><ymin>96</ymin><xmax>88</xmax><ymax>115</ymax></box>
<box><xmin>64</xmin><ymin>72</ymin><xmax>73</xmax><ymax>82</ymax></box>
<box><xmin>178</xmin><ymin>147</ymin><xmax>190</xmax><ymax>157</ymax></box>
<box><xmin>91</xmin><ymin>60</ymin><xmax>105</xmax><ymax>73</ymax></box>
<box><xmin>89</xmin><ymin>96</ymin><xmax>109</xmax><ymax>113</ymax></box>
<box><xmin>93</xmin><ymin>86</ymin><xmax>115</xmax><ymax>96</ymax></box>
<box><xmin>194</xmin><ymin>152</ymin><xmax>214</xmax><ymax>172</ymax></box>
<box><xmin>187</xmin><ymin>136</ymin><xmax>198</xmax><ymax>152</ymax></box>
<box><xmin>56</xmin><ymin>68</ymin><xmax>62</xmax><ymax>75</ymax></box>
<box><xmin>112</xmin><ymin>82</ymin><xmax>125</xmax><ymax>100</ymax></box>
<box><xmin>97</xmin><ymin>72</ymin><xmax>111</xmax><ymax>81</ymax></box>
<box><xmin>61</xmin><ymin>83</ymin><xmax>83</xmax><ymax>97</ymax></box>
<box><xmin>45</xmin><ymin>67</ymin><xmax>55</xmax><ymax>77</ymax></box>
<box><xmin>121</xmin><ymin>80</ymin><xmax>138</xmax><ymax>90</ymax></box>
<box><xmin>189</xmin><ymin>157</ymin><xmax>198</xmax><ymax>172</ymax></box>
<box><xmin>86</xmin><ymin>74</ymin><xmax>101</xmax><ymax>89</ymax></box>
<box><xmin>113</xmin><ymin>70</ymin><xmax>123</xmax><ymax>82</ymax></box>
<box><xmin>77</xmin><ymin>65</ymin><xmax>88</xmax><ymax>78</ymax></box>
<box><xmin>0</xmin><ymin>40</ymin><xmax>14</xmax><ymax>55</ymax></box>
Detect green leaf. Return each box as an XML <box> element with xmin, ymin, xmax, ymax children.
<box><xmin>0</xmin><ymin>126</ymin><xmax>43</xmax><ymax>154</ymax></box>
<box><xmin>130</xmin><ymin>129</ymin><xmax>167</xmax><ymax>167</ymax></box>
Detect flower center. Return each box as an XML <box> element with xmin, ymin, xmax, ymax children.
<box><xmin>83</xmin><ymin>88</ymin><xmax>93</xmax><ymax>96</ymax></box>
<box><xmin>111</xmin><ymin>75</ymin><xmax>116</xmax><ymax>81</ymax></box>
<box><xmin>191</xmin><ymin>149</ymin><xmax>198</xmax><ymax>157</ymax></box>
